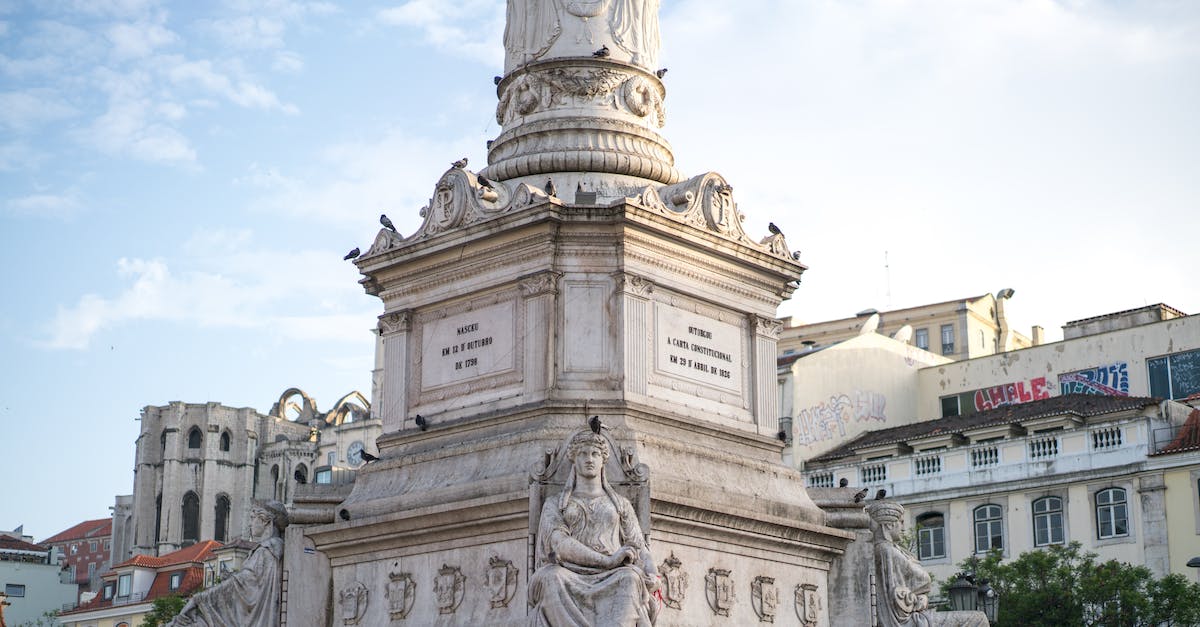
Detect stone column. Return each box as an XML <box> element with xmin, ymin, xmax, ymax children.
<box><xmin>614</xmin><ymin>272</ymin><xmax>653</xmax><ymax>396</ymax></box>
<box><xmin>520</xmin><ymin>271</ymin><xmax>559</xmax><ymax>399</ymax></box>
<box><xmin>377</xmin><ymin>311</ymin><xmax>412</xmax><ymax>433</ymax></box>
<box><xmin>753</xmin><ymin>315</ymin><xmax>783</xmax><ymax>435</ymax></box>
<box><xmin>1139</xmin><ymin>473</ymin><xmax>1169</xmax><ymax>577</ymax></box>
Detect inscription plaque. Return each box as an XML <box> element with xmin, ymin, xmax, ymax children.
<box><xmin>655</xmin><ymin>305</ymin><xmax>742</xmax><ymax>394</ymax></box>
<box><xmin>421</xmin><ymin>301</ymin><xmax>516</xmax><ymax>389</ymax></box>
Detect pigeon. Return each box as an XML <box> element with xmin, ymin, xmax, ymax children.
<box><xmin>380</xmin><ymin>214</ymin><xmax>397</xmax><ymax>232</ymax></box>
<box><xmin>589</xmin><ymin>415</ymin><xmax>602</xmax><ymax>434</ymax></box>
<box><xmin>838</xmin><ymin>478</ymin><xmax>849</xmax><ymax>488</ymax></box>
<box><xmin>875</xmin><ymin>489</ymin><xmax>888</xmax><ymax>500</ymax></box>
<box><xmin>493</xmin><ymin>75</ymin><xmax>502</xmax><ymax>85</ymax></box>
<box><xmin>414</xmin><ymin>414</ymin><xmax>427</xmax><ymax>431</ymax></box>
<box><xmin>486</xmin><ymin>140</ymin><xmax>495</xmax><ymax>150</ymax></box>
<box><xmin>452</xmin><ymin>157</ymin><xmax>468</xmax><ymax>169</ymax></box>
<box><xmin>360</xmin><ymin>450</ymin><xmax>379</xmax><ymax>463</ymax></box>
<box><xmin>477</xmin><ymin>174</ymin><xmax>494</xmax><ymax>189</ymax></box>
<box><xmin>593</xmin><ymin>45</ymin><xmax>610</xmax><ymax>58</ymax></box>
<box><xmin>545</xmin><ymin>179</ymin><xmax>557</xmax><ymax>197</ymax></box>
<box><xmin>339</xmin><ymin>509</ymin><xmax>351</xmax><ymax>521</ymax></box>
<box><xmin>776</xmin><ymin>430</ymin><xmax>788</xmax><ymax>442</ymax></box>
<box><xmin>655</xmin><ymin>68</ymin><xmax>668</xmax><ymax>78</ymax></box>
<box><xmin>792</xmin><ymin>251</ymin><xmax>802</xmax><ymax>261</ymax></box>
<box><xmin>343</xmin><ymin>247</ymin><xmax>360</xmax><ymax>261</ymax></box>
<box><xmin>768</xmin><ymin>222</ymin><xmax>782</xmax><ymax>236</ymax></box>
<box><xmin>853</xmin><ymin>488</ymin><xmax>869</xmax><ymax>503</ymax></box>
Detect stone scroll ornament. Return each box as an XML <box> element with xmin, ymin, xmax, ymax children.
<box><xmin>527</xmin><ymin>421</ymin><xmax>661</xmax><ymax>626</ymax></box>
<box><xmin>866</xmin><ymin>501</ymin><xmax>989</xmax><ymax>627</ymax></box>
<box><xmin>386</xmin><ymin>569</ymin><xmax>416</xmax><ymax>621</ymax></box>
<box><xmin>338</xmin><ymin>581</ymin><xmax>368</xmax><ymax>625</ymax></box>
<box><xmin>166</xmin><ymin>501</ymin><xmax>288</xmax><ymax>627</ymax></box>
<box><xmin>751</xmin><ymin>575</ymin><xmax>779</xmax><ymax>623</ymax></box>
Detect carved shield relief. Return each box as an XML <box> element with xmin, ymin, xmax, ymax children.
<box><xmin>658</xmin><ymin>553</ymin><xmax>687</xmax><ymax>610</ymax></box>
<box><xmin>752</xmin><ymin>575</ymin><xmax>778</xmax><ymax>623</ymax></box>
<box><xmin>338</xmin><ymin>581</ymin><xmax>368</xmax><ymax>626</ymax></box>
<box><xmin>705</xmin><ymin>568</ymin><xmax>734</xmax><ymax>616</ymax></box>
<box><xmin>795</xmin><ymin>583</ymin><xmax>820</xmax><ymax>627</ymax></box>
<box><xmin>486</xmin><ymin>556</ymin><xmax>519</xmax><ymax>609</ymax></box>
<box><xmin>385</xmin><ymin>571</ymin><xmax>416</xmax><ymax>620</ymax></box>
<box><xmin>433</xmin><ymin>564</ymin><xmax>466</xmax><ymax>615</ymax></box>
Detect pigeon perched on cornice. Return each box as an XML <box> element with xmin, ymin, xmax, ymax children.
<box><xmin>380</xmin><ymin>214</ymin><xmax>396</xmax><ymax>232</ymax></box>
<box><xmin>414</xmin><ymin>414</ymin><xmax>427</xmax><ymax>431</ymax></box>
<box><xmin>452</xmin><ymin>157</ymin><xmax>468</xmax><ymax>169</ymax></box>
<box><xmin>477</xmin><ymin>174</ymin><xmax>494</xmax><ymax>189</ymax></box>
<box><xmin>343</xmin><ymin>247</ymin><xmax>360</xmax><ymax>261</ymax></box>
<box><xmin>655</xmin><ymin>68</ymin><xmax>668</xmax><ymax>78</ymax></box>
<box><xmin>589</xmin><ymin>415</ymin><xmax>602</xmax><ymax>434</ymax></box>
<box><xmin>839</xmin><ymin>478</ymin><xmax>849</xmax><ymax>487</ymax></box>
<box><xmin>360</xmin><ymin>450</ymin><xmax>379</xmax><ymax>463</ymax></box>
<box><xmin>545</xmin><ymin>179</ymin><xmax>557</xmax><ymax>197</ymax></box>
<box><xmin>875</xmin><ymin>488</ymin><xmax>888</xmax><ymax>500</ymax></box>
<box><xmin>853</xmin><ymin>488</ymin><xmax>869</xmax><ymax>503</ymax></box>
<box><xmin>493</xmin><ymin>75</ymin><xmax>502</xmax><ymax>85</ymax></box>
<box><xmin>768</xmin><ymin>222</ymin><xmax>782</xmax><ymax>236</ymax></box>
<box><xmin>593</xmin><ymin>45</ymin><xmax>610</xmax><ymax>58</ymax></box>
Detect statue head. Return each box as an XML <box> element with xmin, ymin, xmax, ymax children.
<box><xmin>251</xmin><ymin>500</ymin><xmax>289</xmax><ymax>537</ymax></box>
<box><xmin>865</xmin><ymin>500</ymin><xmax>905</xmax><ymax>543</ymax></box>
<box><xmin>566</xmin><ymin>431</ymin><xmax>610</xmax><ymax>480</ymax></box>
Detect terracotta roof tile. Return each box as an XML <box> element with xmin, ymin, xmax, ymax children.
<box><xmin>810</xmin><ymin>394</ymin><xmax>1161</xmax><ymax>463</ymax></box>
<box><xmin>40</xmin><ymin>518</ymin><xmax>111</xmax><ymax>545</ymax></box>
<box><xmin>1153</xmin><ymin>408</ymin><xmax>1200</xmax><ymax>456</ymax></box>
<box><xmin>0</xmin><ymin>536</ymin><xmax>48</xmax><ymax>553</ymax></box>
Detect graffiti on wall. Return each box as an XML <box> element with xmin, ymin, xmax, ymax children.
<box><xmin>796</xmin><ymin>391</ymin><xmax>887</xmax><ymax>445</ymax></box>
<box><xmin>1058</xmin><ymin>362</ymin><xmax>1129</xmax><ymax>397</ymax></box>
<box><xmin>971</xmin><ymin>377</ymin><xmax>1054</xmax><ymax>412</ymax></box>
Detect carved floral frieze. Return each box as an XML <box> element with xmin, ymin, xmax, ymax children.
<box><xmin>496</xmin><ymin>62</ymin><xmax>666</xmax><ymax>128</ymax></box>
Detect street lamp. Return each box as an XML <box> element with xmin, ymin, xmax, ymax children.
<box><xmin>947</xmin><ymin>572</ymin><xmax>1000</xmax><ymax>624</ymax></box>
<box><xmin>977</xmin><ymin>579</ymin><xmax>999</xmax><ymax>623</ymax></box>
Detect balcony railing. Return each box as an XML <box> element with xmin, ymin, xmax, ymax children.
<box><xmin>914</xmin><ymin>455</ymin><xmax>942</xmax><ymax>476</ymax></box>
<box><xmin>808</xmin><ymin>472</ymin><xmax>834</xmax><ymax>488</ymax></box>
<box><xmin>1029</xmin><ymin>436</ymin><xmax>1059</xmax><ymax>460</ymax></box>
<box><xmin>1091</xmin><ymin>426</ymin><xmax>1122</xmax><ymax>450</ymax></box>
<box><xmin>861</xmin><ymin>463</ymin><xmax>887</xmax><ymax>485</ymax></box>
<box><xmin>970</xmin><ymin>446</ymin><xmax>999</xmax><ymax>467</ymax></box>
<box><xmin>113</xmin><ymin>592</ymin><xmax>146</xmax><ymax>606</ymax></box>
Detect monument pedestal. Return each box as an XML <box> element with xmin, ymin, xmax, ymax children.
<box><xmin>297</xmin><ymin>187</ymin><xmax>852</xmax><ymax>626</ymax></box>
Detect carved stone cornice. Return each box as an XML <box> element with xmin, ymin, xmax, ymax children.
<box><xmin>377</xmin><ymin>310</ymin><xmax>411</xmax><ymax>336</ymax></box>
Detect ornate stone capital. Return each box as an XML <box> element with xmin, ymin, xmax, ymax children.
<box><xmin>755</xmin><ymin>315</ymin><xmax>783</xmax><ymax>339</ymax></box>
<box><xmin>377</xmin><ymin>310</ymin><xmax>411</xmax><ymax>335</ymax></box>
<box><xmin>613</xmin><ymin>271</ymin><xmax>653</xmax><ymax>297</ymax></box>
<box><xmin>519</xmin><ymin>271</ymin><xmax>560</xmax><ymax>297</ymax></box>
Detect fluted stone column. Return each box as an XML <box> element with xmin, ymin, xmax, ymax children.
<box><xmin>377</xmin><ymin>311</ymin><xmax>411</xmax><ymax>433</ymax></box>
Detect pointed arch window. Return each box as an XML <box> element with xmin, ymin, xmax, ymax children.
<box><xmin>219</xmin><ymin>431</ymin><xmax>231</xmax><ymax>452</ymax></box>
<box><xmin>214</xmin><ymin>495</ymin><xmax>231</xmax><ymax>542</ymax></box>
<box><xmin>154</xmin><ymin>494</ymin><xmax>163</xmax><ymax>544</ymax></box>
<box><xmin>182</xmin><ymin>491</ymin><xmax>200</xmax><ymax>544</ymax></box>
<box><xmin>271</xmin><ymin>465</ymin><xmax>281</xmax><ymax>501</ymax></box>
<box><xmin>187</xmin><ymin>427</ymin><xmax>203</xmax><ymax>449</ymax></box>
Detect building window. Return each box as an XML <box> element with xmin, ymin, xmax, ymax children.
<box><xmin>1033</xmin><ymin>497</ymin><xmax>1064</xmax><ymax>546</ymax></box>
<box><xmin>182</xmin><ymin>491</ymin><xmax>200</xmax><ymax>544</ymax></box>
<box><xmin>917</xmin><ymin>513</ymin><xmax>946</xmax><ymax>560</ymax></box>
<box><xmin>71</xmin><ymin>543</ymin><xmax>78</xmax><ymax>554</ymax></box>
<box><xmin>117</xmin><ymin>574</ymin><xmax>131</xmax><ymax>597</ymax></box>
<box><xmin>315</xmin><ymin>468</ymin><xmax>333</xmax><ymax>484</ymax></box>
<box><xmin>973</xmin><ymin>504</ymin><xmax>1004</xmax><ymax>553</ymax></box>
<box><xmin>940</xmin><ymin>396</ymin><xmax>960</xmax><ymax>418</ymax></box>
<box><xmin>89</xmin><ymin>540</ymin><xmax>98</xmax><ymax>552</ymax></box>
<box><xmin>915</xmin><ymin>328</ymin><xmax>929</xmax><ymax>350</ymax></box>
<box><xmin>1148</xmin><ymin>349</ymin><xmax>1200</xmax><ymax>400</ymax></box>
<box><xmin>104</xmin><ymin>584</ymin><xmax>114</xmax><ymax>600</ymax></box>
<box><xmin>155</xmin><ymin>493</ymin><xmax>163</xmax><ymax>543</ymax></box>
<box><xmin>188</xmin><ymin>427</ymin><xmax>203</xmax><ymax>449</ymax></box>
<box><xmin>5</xmin><ymin>584</ymin><xmax>25</xmax><ymax>597</ymax></box>
<box><xmin>941</xmin><ymin>324</ymin><xmax>956</xmax><ymax>355</ymax></box>
<box><xmin>169</xmin><ymin>572</ymin><xmax>183</xmax><ymax>591</ymax></box>
<box><xmin>105</xmin><ymin>540</ymin><xmax>111</xmax><ymax>551</ymax></box>
<box><xmin>220</xmin><ymin>431</ymin><xmax>231</xmax><ymax>452</ymax></box>
<box><xmin>88</xmin><ymin>562</ymin><xmax>97</xmax><ymax>579</ymax></box>
<box><xmin>1096</xmin><ymin>488</ymin><xmax>1128</xmax><ymax>539</ymax></box>
<box><xmin>215</xmin><ymin>494</ymin><xmax>231</xmax><ymax>542</ymax></box>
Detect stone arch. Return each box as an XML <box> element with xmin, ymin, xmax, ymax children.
<box><xmin>271</xmin><ymin>387</ymin><xmax>319</xmax><ymax>422</ymax></box>
<box><xmin>294</xmin><ymin>464</ymin><xmax>308</xmax><ymax>485</ymax></box>
<box><xmin>271</xmin><ymin>465</ymin><xmax>281</xmax><ymax>501</ymax></box>
<box><xmin>214</xmin><ymin>493</ymin><xmax>231</xmax><ymax>542</ymax></box>
<box><xmin>182</xmin><ymin>491</ymin><xmax>200</xmax><ymax>545</ymax></box>
<box><xmin>219</xmin><ymin>430</ymin><xmax>231</xmax><ymax>452</ymax></box>
<box><xmin>326</xmin><ymin>391</ymin><xmax>370</xmax><ymax>426</ymax></box>
<box><xmin>187</xmin><ymin>426</ymin><xmax>203</xmax><ymax>450</ymax></box>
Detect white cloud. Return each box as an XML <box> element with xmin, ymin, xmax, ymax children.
<box><xmin>6</xmin><ymin>191</ymin><xmax>83</xmax><ymax>219</ymax></box>
<box><xmin>0</xmin><ymin>89</ymin><xmax>77</xmax><ymax>132</ymax></box>
<box><xmin>46</xmin><ymin>232</ymin><xmax>377</xmax><ymax>350</ymax></box>
<box><xmin>167</xmin><ymin>58</ymin><xmax>298</xmax><ymax>113</ymax></box>
<box><xmin>0</xmin><ymin>141</ymin><xmax>47</xmax><ymax>171</ymax></box>
<box><xmin>376</xmin><ymin>0</ymin><xmax>504</xmax><ymax>66</ymax></box>
<box><xmin>106</xmin><ymin>17</ymin><xmax>178</xmax><ymax>60</ymax></box>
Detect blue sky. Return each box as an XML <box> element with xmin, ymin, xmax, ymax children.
<box><xmin>2</xmin><ymin>0</ymin><xmax>1198</xmax><ymax>539</ymax></box>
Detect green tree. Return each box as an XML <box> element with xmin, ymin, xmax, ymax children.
<box><xmin>944</xmin><ymin>542</ymin><xmax>1200</xmax><ymax>627</ymax></box>
<box><xmin>140</xmin><ymin>595</ymin><xmax>186</xmax><ymax>627</ymax></box>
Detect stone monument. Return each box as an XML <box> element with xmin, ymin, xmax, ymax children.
<box><xmin>288</xmin><ymin>1</ymin><xmax>854</xmax><ymax>625</ymax></box>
